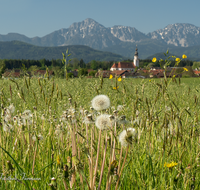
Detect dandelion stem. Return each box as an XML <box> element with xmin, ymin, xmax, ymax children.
<box><xmin>98</xmin><ymin>132</ymin><xmax>107</xmax><ymax>190</ymax></box>
<box><xmin>93</xmin><ymin>129</ymin><xmax>101</xmax><ymax>189</ymax></box>
<box><xmin>115</xmin><ymin>145</ymin><xmax>129</xmax><ymax>190</ymax></box>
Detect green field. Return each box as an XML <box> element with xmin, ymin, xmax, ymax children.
<box><xmin>0</xmin><ymin>76</ymin><xmax>200</xmax><ymax>189</ymax></box>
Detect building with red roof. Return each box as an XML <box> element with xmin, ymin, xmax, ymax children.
<box><xmin>110</xmin><ymin>45</ymin><xmax>139</xmax><ymax>71</ymax></box>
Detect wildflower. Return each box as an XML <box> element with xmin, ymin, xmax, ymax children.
<box><xmin>164</xmin><ymin>161</ymin><xmax>178</xmax><ymax>168</ymax></box>
<box><xmin>113</xmin><ymin>86</ymin><xmax>119</xmax><ymax>90</ymax></box>
<box><xmin>152</xmin><ymin>57</ymin><xmax>157</xmax><ymax>62</ymax></box>
<box><xmin>95</xmin><ymin>114</ymin><xmax>113</xmax><ymax>130</ymax></box>
<box><xmin>119</xmin><ymin>128</ymin><xmax>137</xmax><ymax>147</ymax></box>
<box><xmin>91</xmin><ymin>95</ymin><xmax>110</xmax><ymax>111</ymax></box>
<box><xmin>57</xmin><ymin>155</ymin><xmax>61</xmax><ymax>165</ymax></box>
<box><xmin>175</xmin><ymin>58</ymin><xmax>180</xmax><ymax>62</ymax></box>
<box><xmin>182</xmin><ymin>54</ymin><xmax>187</xmax><ymax>59</ymax></box>
<box><xmin>118</xmin><ymin>77</ymin><xmax>122</xmax><ymax>82</ymax></box>
<box><xmin>109</xmin><ymin>74</ymin><xmax>113</xmax><ymax>79</ymax></box>
<box><xmin>183</xmin><ymin>67</ymin><xmax>188</xmax><ymax>71</ymax></box>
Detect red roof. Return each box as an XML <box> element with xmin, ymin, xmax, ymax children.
<box><xmin>111</xmin><ymin>70</ymin><xmax>128</xmax><ymax>76</ymax></box>
<box><xmin>111</xmin><ymin>62</ymin><xmax>135</xmax><ymax>69</ymax></box>
<box><xmin>194</xmin><ymin>70</ymin><xmax>200</xmax><ymax>74</ymax></box>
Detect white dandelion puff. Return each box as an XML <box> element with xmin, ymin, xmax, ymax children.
<box><xmin>91</xmin><ymin>95</ymin><xmax>110</xmax><ymax>111</ymax></box>
<box><xmin>119</xmin><ymin>128</ymin><xmax>137</xmax><ymax>147</ymax></box>
<box><xmin>95</xmin><ymin>114</ymin><xmax>113</xmax><ymax>130</ymax></box>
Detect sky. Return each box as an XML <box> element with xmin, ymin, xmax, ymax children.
<box><xmin>0</xmin><ymin>0</ymin><xmax>200</xmax><ymax>38</ymax></box>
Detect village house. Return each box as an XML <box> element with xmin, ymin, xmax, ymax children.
<box><xmin>110</xmin><ymin>46</ymin><xmax>139</xmax><ymax>72</ymax></box>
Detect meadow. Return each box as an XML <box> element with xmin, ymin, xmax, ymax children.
<box><xmin>0</xmin><ymin>75</ymin><xmax>200</xmax><ymax>190</ymax></box>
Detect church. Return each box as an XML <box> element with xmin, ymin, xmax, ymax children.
<box><xmin>110</xmin><ymin>46</ymin><xmax>139</xmax><ymax>71</ymax></box>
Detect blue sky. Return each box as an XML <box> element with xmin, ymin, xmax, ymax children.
<box><xmin>1</xmin><ymin>0</ymin><xmax>199</xmax><ymax>37</ymax></box>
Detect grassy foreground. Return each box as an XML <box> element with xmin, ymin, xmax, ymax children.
<box><xmin>0</xmin><ymin>76</ymin><xmax>200</xmax><ymax>190</ymax></box>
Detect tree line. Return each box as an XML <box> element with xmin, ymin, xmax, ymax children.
<box><xmin>0</xmin><ymin>57</ymin><xmax>199</xmax><ymax>78</ymax></box>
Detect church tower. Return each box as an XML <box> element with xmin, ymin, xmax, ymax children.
<box><xmin>133</xmin><ymin>45</ymin><xmax>139</xmax><ymax>67</ymax></box>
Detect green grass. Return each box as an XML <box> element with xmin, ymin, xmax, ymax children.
<box><xmin>0</xmin><ymin>76</ymin><xmax>200</xmax><ymax>190</ymax></box>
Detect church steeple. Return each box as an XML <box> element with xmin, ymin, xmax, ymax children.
<box><xmin>134</xmin><ymin>45</ymin><xmax>138</xmax><ymax>56</ymax></box>
<box><xmin>133</xmin><ymin>45</ymin><xmax>139</xmax><ymax>67</ymax></box>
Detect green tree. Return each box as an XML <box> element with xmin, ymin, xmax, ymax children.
<box><xmin>90</xmin><ymin>60</ymin><xmax>98</xmax><ymax>70</ymax></box>
<box><xmin>78</xmin><ymin>68</ymin><xmax>88</xmax><ymax>77</ymax></box>
<box><xmin>89</xmin><ymin>70</ymin><xmax>97</xmax><ymax>76</ymax></box>
<box><xmin>0</xmin><ymin>60</ymin><xmax>6</xmax><ymax>77</ymax></box>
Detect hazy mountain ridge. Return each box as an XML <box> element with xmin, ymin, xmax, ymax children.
<box><xmin>0</xmin><ymin>41</ymin><xmax>125</xmax><ymax>62</ymax></box>
<box><xmin>1</xmin><ymin>18</ymin><xmax>200</xmax><ymax>59</ymax></box>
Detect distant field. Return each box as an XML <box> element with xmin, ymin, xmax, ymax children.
<box><xmin>0</xmin><ymin>77</ymin><xmax>200</xmax><ymax>189</ymax></box>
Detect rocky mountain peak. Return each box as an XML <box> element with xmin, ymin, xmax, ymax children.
<box><xmin>147</xmin><ymin>23</ymin><xmax>200</xmax><ymax>47</ymax></box>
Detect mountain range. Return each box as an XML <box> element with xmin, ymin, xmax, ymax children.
<box><xmin>1</xmin><ymin>18</ymin><xmax>200</xmax><ymax>60</ymax></box>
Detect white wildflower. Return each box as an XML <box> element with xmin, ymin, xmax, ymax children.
<box><xmin>119</xmin><ymin>128</ymin><xmax>137</xmax><ymax>147</ymax></box>
<box><xmin>95</xmin><ymin>114</ymin><xmax>113</xmax><ymax>130</ymax></box>
<box><xmin>91</xmin><ymin>95</ymin><xmax>110</xmax><ymax>111</ymax></box>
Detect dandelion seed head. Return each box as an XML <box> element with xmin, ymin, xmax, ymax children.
<box><xmin>95</xmin><ymin>114</ymin><xmax>113</xmax><ymax>130</ymax></box>
<box><xmin>91</xmin><ymin>95</ymin><xmax>110</xmax><ymax>111</ymax></box>
<box><xmin>119</xmin><ymin>128</ymin><xmax>136</xmax><ymax>147</ymax></box>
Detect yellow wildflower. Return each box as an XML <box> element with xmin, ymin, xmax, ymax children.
<box><xmin>113</xmin><ymin>86</ymin><xmax>119</xmax><ymax>90</ymax></box>
<box><xmin>164</xmin><ymin>161</ymin><xmax>178</xmax><ymax>168</ymax></box>
<box><xmin>175</xmin><ymin>58</ymin><xmax>180</xmax><ymax>62</ymax></box>
<box><xmin>152</xmin><ymin>57</ymin><xmax>157</xmax><ymax>62</ymax></box>
<box><xmin>109</xmin><ymin>74</ymin><xmax>113</xmax><ymax>79</ymax></box>
<box><xmin>182</xmin><ymin>54</ymin><xmax>187</xmax><ymax>59</ymax></box>
<box><xmin>118</xmin><ymin>76</ymin><xmax>122</xmax><ymax>81</ymax></box>
<box><xmin>57</xmin><ymin>155</ymin><xmax>61</xmax><ymax>165</ymax></box>
<box><xmin>183</xmin><ymin>67</ymin><xmax>188</xmax><ymax>71</ymax></box>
